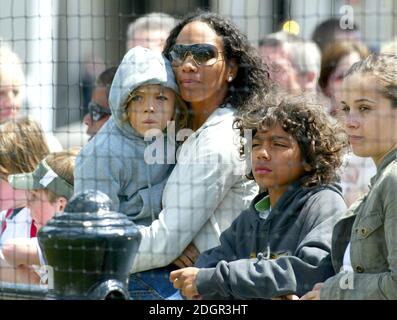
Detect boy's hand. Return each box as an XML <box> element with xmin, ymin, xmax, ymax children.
<box><xmin>173</xmin><ymin>243</ymin><xmax>200</xmax><ymax>268</ymax></box>
<box><xmin>170</xmin><ymin>267</ymin><xmax>201</xmax><ymax>299</ymax></box>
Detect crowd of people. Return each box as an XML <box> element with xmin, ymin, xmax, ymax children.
<box><xmin>0</xmin><ymin>9</ymin><xmax>396</xmax><ymax>300</ymax></box>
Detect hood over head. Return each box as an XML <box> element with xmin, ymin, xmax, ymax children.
<box><xmin>109</xmin><ymin>46</ymin><xmax>179</xmax><ymax>136</ymax></box>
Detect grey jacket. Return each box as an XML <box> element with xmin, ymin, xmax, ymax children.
<box><xmin>321</xmin><ymin>148</ymin><xmax>397</xmax><ymax>300</ymax></box>
<box><xmin>195</xmin><ymin>181</ymin><xmax>347</xmax><ymax>299</ymax></box>
<box><xmin>74</xmin><ymin>47</ymin><xmax>178</xmax><ymax>225</ymax></box>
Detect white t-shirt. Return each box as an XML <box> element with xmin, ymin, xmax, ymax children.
<box><xmin>342</xmin><ymin>242</ymin><xmax>354</xmax><ymax>272</ymax></box>
<box><xmin>0</xmin><ymin>207</ymin><xmax>36</xmax><ymax>248</ymax></box>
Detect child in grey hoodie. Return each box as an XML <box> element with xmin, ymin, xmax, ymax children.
<box><xmin>170</xmin><ymin>92</ymin><xmax>348</xmax><ymax>299</ymax></box>
<box><xmin>74</xmin><ymin>46</ymin><xmax>187</xmax><ymax>226</ymax></box>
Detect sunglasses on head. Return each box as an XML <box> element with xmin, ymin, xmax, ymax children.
<box><xmin>169</xmin><ymin>43</ymin><xmax>222</xmax><ymax>67</ymax></box>
<box><xmin>87</xmin><ymin>101</ymin><xmax>111</xmax><ymax>122</ymax></box>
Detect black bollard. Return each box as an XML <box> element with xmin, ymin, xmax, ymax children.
<box><xmin>37</xmin><ymin>190</ymin><xmax>141</xmax><ymax>300</ymax></box>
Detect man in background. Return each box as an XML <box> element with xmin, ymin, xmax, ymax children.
<box><xmin>83</xmin><ymin>66</ymin><xmax>117</xmax><ymax>139</ymax></box>
<box><xmin>258</xmin><ymin>31</ymin><xmax>321</xmax><ymax>94</ymax></box>
<box><xmin>126</xmin><ymin>12</ymin><xmax>178</xmax><ymax>52</ymax></box>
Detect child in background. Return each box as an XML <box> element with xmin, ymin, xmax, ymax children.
<box><xmin>0</xmin><ymin>149</ymin><xmax>78</xmax><ymax>285</ymax></box>
<box><xmin>170</xmin><ymin>92</ymin><xmax>348</xmax><ymax>299</ymax></box>
<box><xmin>0</xmin><ymin>117</ymin><xmax>50</xmax><ymax>246</ymax></box>
<box><xmin>75</xmin><ymin>46</ymin><xmax>187</xmax><ymax>226</ymax></box>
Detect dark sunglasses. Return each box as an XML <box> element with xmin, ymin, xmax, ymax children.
<box><xmin>87</xmin><ymin>101</ymin><xmax>111</xmax><ymax>122</ymax></box>
<box><xmin>169</xmin><ymin>43</ymin><xmax>222</xmax><ymax>67</ymax></box>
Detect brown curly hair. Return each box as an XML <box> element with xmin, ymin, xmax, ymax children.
<box><xmin>234</xmin><ymin>91</ymin><xmax>348</xmax><ymax>187</ymax></box>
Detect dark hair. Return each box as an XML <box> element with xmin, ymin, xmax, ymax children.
<box><xmin>344</xmin><ymin>53</ymin><xmax>397</xmax><ymax>108</ymax></box>
<box><xmin>96</xmin><ymin>66</ymin><xmax>118</xmax><ymax>99</ymax></box>
<box><xmin>319</xmin><ymin>40</ymin><xmax>369</xmax><ymax>93</ymax></box>
<box><xmin>163</xmin><ymin>10</ymin><xmax>271</xmax><ymax>111</ymax></box>
<box><xmin>234</xmin><ymin>91</ymin><xmax>348</xmax><ymax>186</ymax></box>
<box><xmin>312</xmin><ymin>18</ymin><xmax>360</xmax><ymax>52</ymax></box>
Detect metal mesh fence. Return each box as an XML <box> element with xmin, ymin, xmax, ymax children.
<box><xmin>0</xmin><ymin>0</ymin><xmax>396</xmax><ymax>300</ymax></box>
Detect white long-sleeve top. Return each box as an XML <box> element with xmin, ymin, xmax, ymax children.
<box><xmin>131</xmin><ymin>106</ymin><xmax>259</xmax><ymax>273</ymax></box>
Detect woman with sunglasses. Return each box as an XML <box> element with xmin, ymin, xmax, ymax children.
<box><xmin>127</xmin><ymin>11</ymin><xmax>271</xmax><ymax>300</ymax></box>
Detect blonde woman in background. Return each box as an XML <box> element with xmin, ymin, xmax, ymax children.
<box><xmin>318</xmin><ymin>40</ymin><xmax>376</xmax><ymax>206</ymax></box>
<box><xmin>0</xmin><ymin>44</ymin><xmax>62</xmax><ymax>151</ymax></box>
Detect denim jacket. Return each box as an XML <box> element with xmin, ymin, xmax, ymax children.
<box><xmin>321</xmin><ymin>148</ymin><xmax>397</xmax><ymax>300</ymax></box>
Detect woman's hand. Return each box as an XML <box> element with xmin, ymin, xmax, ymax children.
<box><xmin>170</xmin><ymin>267</ymin><xmax>202</xmax><ymax>299</ymax></box>
<box><xmin>15</xmin><ymin>265</ymin><xmax>40</xmax><ymax>285</ymax></box>
<box><xmin>173</xmin><ymin>243</ymin><xmax>200</xmax><ymax>268</ymax></box>
<box><xmin>2</xmin><ymin>238</ymin><xmax>40</xmax><ymax>266</ymax></box>
<box><xmin>300</xmin><ymin>282</ymin><xmax>323</xmax><ymax>300</ymax></box>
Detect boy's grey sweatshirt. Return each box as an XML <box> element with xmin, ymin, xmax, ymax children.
<box><xmin>74</xmin><ymin>118</ymin><xmax>173</xmax><ymax>225</ymax></box>
<box><xmin>74</xmin><ymin>47</ymin><xmax>177</xmax><ymax>225</ymax></box>
<box><xmin>195</xmin><ymin>181</ymin><xmax>347</xmax><ymax>299</ymax></box>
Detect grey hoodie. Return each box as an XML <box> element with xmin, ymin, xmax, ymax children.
<box><xmin>195</xmin><ymin>181</ymin><xmax>347</xmax><ymax>299</ymax></box>
<box><xmin>74</xmin><ymin>46</ymin><xmax>178</xmax><ymax>225</ymax></box>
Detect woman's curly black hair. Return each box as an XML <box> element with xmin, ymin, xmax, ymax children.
<box><xmin>163</xmin><ymin>10</ymin><xmax>271</xmax><ymax>111</ymax></box>
<box><xmin>234</xmin><ymin>91</ymin><xmax>349</xmax><ymax>187</ymax></box>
